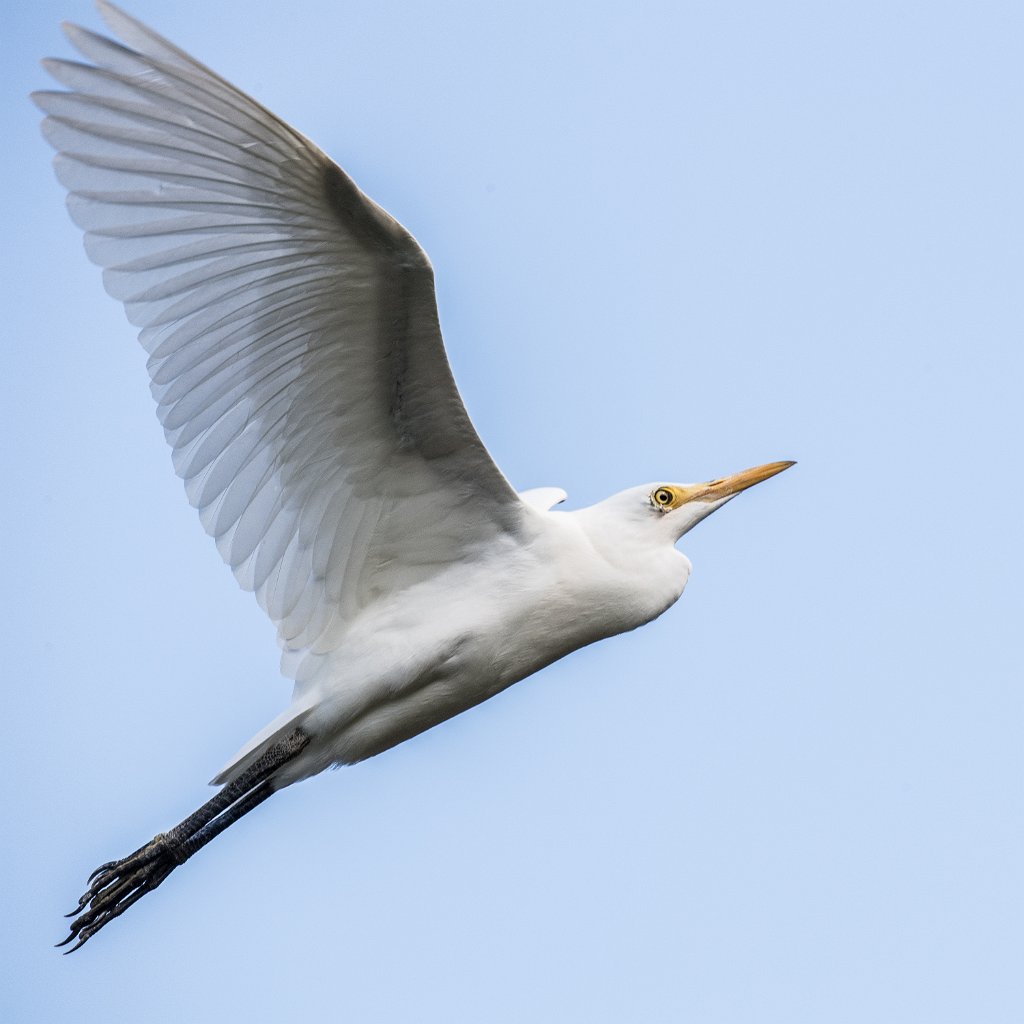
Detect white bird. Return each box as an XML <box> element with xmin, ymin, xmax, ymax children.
<box><xmin>37</xmin><ymin>2</ymin><xmax>793</xmax><ymax>952</ymax></box>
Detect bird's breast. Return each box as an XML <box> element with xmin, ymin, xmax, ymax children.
<box><xmin>296</xmin><ymin>518</ymin><xmax>690</xmax><ymax>772</ymax></box>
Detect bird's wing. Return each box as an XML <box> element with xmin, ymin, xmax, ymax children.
<box><xmin>519</xmin><ymin>487</ymin><xmax>568</xmax><ymax>511</ymax></box>
<box><xmin>34</xmin><ymin>1</ymin><xmax>526</xmax><ymax>686</ymax></box>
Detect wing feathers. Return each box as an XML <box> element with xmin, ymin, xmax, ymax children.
<box><xmin>38</xmin><ymin>3</ymin><xmax>524</xmax><ymax>689</ymax></box>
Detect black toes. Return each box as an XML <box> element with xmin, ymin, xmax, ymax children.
<box><xmin>59</xmin><ymin>839</ymin><xmax>177</xmax><ymax>953</ymax></box>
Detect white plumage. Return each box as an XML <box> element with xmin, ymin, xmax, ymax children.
<box><xmin>39</xmin><ymin>3</ymin><xmax>792</xmax><ymax>951</ymax></box>
<box><xmin>39</xmin><ymin>5</ymin><xmax>520</xmax><ymax>693</ymax></box>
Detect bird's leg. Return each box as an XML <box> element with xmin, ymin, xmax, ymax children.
<box><xmin>58</xmin><ymin>728</ymin><xmax>310</xmax><ymax>953</ymax></box>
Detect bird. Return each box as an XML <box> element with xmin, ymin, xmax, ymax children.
<box><xmin>36</xmin><ymin>2</ymin><xmax>794</xmax><ymax>953</ymax></box>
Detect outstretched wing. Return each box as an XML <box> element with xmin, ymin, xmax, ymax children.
<box><xmin>34</xmin><ymin>1</ymin><xmax>525</xmax><ymax>686</ymax></box>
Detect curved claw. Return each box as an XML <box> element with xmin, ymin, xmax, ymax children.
<box><xmin>85</xmin><ymin>834</ymin><xmax>166</xmax><ymax>883</ymax></box>
<box><xmin>59</xmin><ymin>840</ymin><xmax>177</xmax><ymax>953</ymax></box>
<box><xmin>56</xmin><ymin>729</ymin><xmax>305</xmax><ymax>952</ymax></box>
<box><xmin>86</xmin><ymin>860</ymin><xmax>118</xmax><ymax>883</ymax></box>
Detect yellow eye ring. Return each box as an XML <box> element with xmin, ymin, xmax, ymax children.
<box><xmin>652</xmin><ymin>487</ymin><xmax>674</xmax><ymax>509</ymax></box>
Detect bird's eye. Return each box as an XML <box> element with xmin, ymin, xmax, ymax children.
<box><xmin>652</xmin><ymin>487</ymin><xmax>674</xmax><ymax>509</ymax></box>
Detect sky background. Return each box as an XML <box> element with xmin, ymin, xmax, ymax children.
<box><xmin>3</xmin><ymin>1</ymin><xmax>1022</xmax><ymax>1020</ymax></box>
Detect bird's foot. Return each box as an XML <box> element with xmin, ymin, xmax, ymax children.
<box><xmin>57</xmin><ymin>834</ymin><xmax>180</xmax><ymax>953</ymax></box>
<box><xmin>56</xmin><ymin>731</ymin><xmax>308</xmax><ymax>952</ymax></box>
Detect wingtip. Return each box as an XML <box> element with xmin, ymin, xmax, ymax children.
<box><xmin>28</xmin><ymin>88</ymin><xmax>58</xmax><ymax>114</ymax></box>
<box><xmin>95</xmin><ymin>0</ymin><xmax>156</xmax><ymax>45</ymax></box>
<box><xmin>60</xmin><ymin>20</ymin><xmax>91</xmax><ymax>48</ymax></box>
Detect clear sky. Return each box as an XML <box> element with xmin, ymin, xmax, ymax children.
<box><xmin>3</xmin><ymin>1</ymin><xmax>1022</xmax><ymax>1020</ymax></box>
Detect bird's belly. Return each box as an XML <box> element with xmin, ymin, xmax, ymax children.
<box><xmin>281</xmin><ymin>535</ymin><xmax>688</xmax><ymax>781</ymax></box>
<box><xmin>307</xmin><ymin>602</ymin><xmax>580</xmax><ymax>769</ymax></box>
<box><xmin>325</xmin><ymin>661</ymin><xmax>505</xmax><ymax>766</ymax></box>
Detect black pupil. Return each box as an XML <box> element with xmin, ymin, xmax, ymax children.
<box><xmin>658</xmin><ymin>491</ymin><xmax>670</xmax><ymax>504</ymax></box>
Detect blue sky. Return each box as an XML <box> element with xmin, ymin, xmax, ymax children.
<box><xmin>3</xmin><ymin>1</ymin><xmax>1022</xmax><ymax>1020</ymax></box>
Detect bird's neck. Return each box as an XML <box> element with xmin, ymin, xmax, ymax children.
<box><xmin>568</xmin><ymin>508</ymin><xmax>692</xmax><ymax>620</ymax></box>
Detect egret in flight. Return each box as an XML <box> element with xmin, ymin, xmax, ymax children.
<box><xmin>37</xmin><ymin>2</ymin><xmax>793</xmax><ymax>952</ymax></box>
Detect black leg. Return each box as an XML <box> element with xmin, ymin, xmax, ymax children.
<box><xmin>58</xmin><ymin>729</ymin><xmax>309</xmax><ymax>953</ymax></box>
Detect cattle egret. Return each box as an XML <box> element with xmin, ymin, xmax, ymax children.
<box><xmin>37</xmin><ymin>2</ymin><xmax>794</xmax><ymax>952</ymax></box>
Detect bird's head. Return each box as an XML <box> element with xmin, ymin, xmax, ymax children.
<box><xmin>602</xmin><ymin>461</ymin><xmax>796</xmax><ymax>544</ymax></box>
